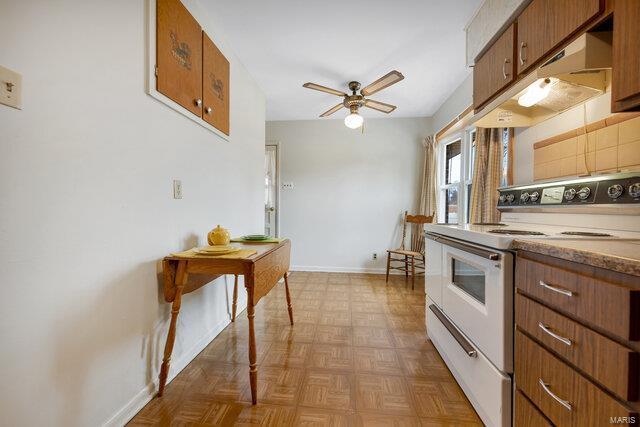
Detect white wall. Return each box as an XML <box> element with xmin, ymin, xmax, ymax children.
<box><xmin>513</xmin><ymin>91</ymin><xmax>613</xmax><ymax>184</ymax></box>
<box><xmin>433</xmin><ymin>74</ymin><xmax>473</xmax><ymax>134</ymax></box>
<box><xmin>0</xmin><ymin>1</ymin><xmax>265</xmax><ymax>426</ymax></box>
<box><xmin>266</xmin><ymin>117</ymin><xmax>432</xmax><ymax>273</ymax></box>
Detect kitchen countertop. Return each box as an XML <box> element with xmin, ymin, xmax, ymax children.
<box><xmin>512</xmin><ymin>238</ymin><xmax>640</xmax><ymax>277</ymax></box>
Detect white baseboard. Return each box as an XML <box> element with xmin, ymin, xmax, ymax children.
<box><xmin>291</xmin><ymin>265</ymin><xmax>404</xmax><ymax>275</ymax></box>
<box><xmin>103</xmin><ymin>307</ymin><xmax>245</xmax><ymax>427</ymax></box>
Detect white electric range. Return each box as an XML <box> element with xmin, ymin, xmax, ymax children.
<box><xmin>423</xmin><ymin>173</ymin><xmax>640</xmax><ymax>427</ymax></box>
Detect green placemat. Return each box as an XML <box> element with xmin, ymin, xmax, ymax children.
<box><xmin>230</xmin><ymin>236</ymin><xmax>283</xmax><ymax>243</ymax></box>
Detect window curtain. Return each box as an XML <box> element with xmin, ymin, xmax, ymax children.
<box><xmin>418</xmin><ymin>135</ymin><xmax>438</xmax><ymax>219</ymax></box>
<box><xmin>469</xmin><ymin>128</ymin><xmax>502</xmax><ymax>223</ymax></box>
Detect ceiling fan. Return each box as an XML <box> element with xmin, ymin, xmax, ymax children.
<box><xmin>303</xmin><ymin>70</ymin><xmax>404</xmax><ymax>129</ymax></box>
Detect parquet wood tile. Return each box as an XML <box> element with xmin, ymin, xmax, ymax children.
<box><xmin>129</xmin><ymin>272</ymin><xmax>479</xmax><ymax>426</ymax></box>
<box><xmin>406</xmin><ymin>378</ymin><xmax>481</xmax><ymax>423</ymax></box>
<box><xmin>351</xmin><ymin>312</ymin><xmax>388</xmax><ymax>327</ymax></box>
<box><xmin>355</xmin><ymin>374</ymin><xmax>415</xmax><ymax>415</ymax></box>
<box><xmin>308</xmin><ymin>344</ymin><xmax>354</xmax><ymax>371</ymax></box>
<box><xmin>314</xmin><ymin>325</ymin><xmax>352</xmax><ymax>346</ymax></box>
<box><xmin>353</xmin><ymin>347</ymin><xmax>403</xmax><ymax>376</ymax></box>
<box><xmin>293</xmin><ymin>407</ymin><xmax>354</xmax><ymax>426</ymax></box>
<box><xmin>352</xmin><ymin>326</ymin><xmax>396</xmax><ymax>348</ymax></box>
<box><xmin>321</xmin><ymin>300</ymin><xmax>351</xmax><ymax>312</ymax></box>
<box><xmin>299</xmin><ymin>370</ymin><xmax>355</xmax><ymax>411</ymax></box>
<box><xmin>356</xmin><ymin>413</ymin><xmax>422</xmax><ymax>427</ymax></box>
<box><xmin>318</xmin><ymin>310</ymin><xmax>351</xmax><ymax>326</ymax></box>
<box><xmin>261</xmin><ymin>342</ymin><xmax>312</xmax><ymax>368</ymax></box>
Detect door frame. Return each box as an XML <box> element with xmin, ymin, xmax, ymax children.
<box><xmin>265</xmin><ymin>141</ymin><xmax>281</xmax><ymax>237</ymax></box>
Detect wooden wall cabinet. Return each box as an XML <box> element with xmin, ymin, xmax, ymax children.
<box><xmin>474</xmin><ymin>0</ymin><xmax>603</xmax><ymax>110</ymax></box>
<box><xmin>612</xmin><ymin>0</ymin><xmax>640</xmax><ymax>112</ymax></box>
<box><xmin>155</xmin><ymin>0</ymin><xmax>230</xmax><ymax>136</ymax></box>
<box><xmin>473</xmin><ymin>24</ymin><xmax>516</xmax><ymax>110</ymax></box>
<box><xmin>157</xmin><ymin>0</ymin><xmax>203</xmax><ymax>116</ymax></box>
<box><xmin>202</xmin><ymin>33</ymin><xmax>230</xmax><ymax>136</ymax></box>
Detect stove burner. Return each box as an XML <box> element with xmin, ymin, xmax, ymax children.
<box><xmin>560</xmin><ymin>231</ymin><xmax>613</xmax><ymax>237</ymax></box>
<box><xmin>488</xmin><ymin>229</ymin><xmax>546</xmax><ymax>235</ymax></box>
<box><xmin>473</xmin><ymin>222</ymin><xmax>507</xmax><ymax>226</ymax></box>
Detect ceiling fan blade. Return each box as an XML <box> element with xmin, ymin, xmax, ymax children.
<box><xmin>303</xmin><ymin>82</ymin><xmax>347</xmax><ymax>97</ymax></box>
<box><xmin>364</xmin><ymin>99</ymin><xmax>397</xmax><ymax>114</ymax></box>
<box><xmin>319</xmin><ymin>103</ymin><xmax>345</xmax><ymax>117</ymax></box>
<box><xmin>361</xmin><ymin>70</ymin><xmax>404</xmax><ymax>96</ymax></box>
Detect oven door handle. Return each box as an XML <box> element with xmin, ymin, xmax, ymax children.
<box><xmin>425</xmin><ymin>233</ymin><xmax>501</xmax><ymax>261</ymax></box>
<box><xmin>429</xmin><ymin>304</ymin><xmax>477</xmax><ymax>358</ymax></box>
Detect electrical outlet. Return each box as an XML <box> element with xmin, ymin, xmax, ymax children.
<box><xmin>373</xmin><ymin>253</ymin><xmax>378</xmax><ymax>260</ymax></box>
<box><xmin>173</xmin><ymin>179</ymin><xmax>183</xmax><ymax>199</ymax></box>
<box><xmin>0</xmin><ymin>65</ymin><xmax>22</xmax><ymax>110</ymax></box>
<box><xmin>282</xmin><ymin>182</ymin><xmax>294</xmax><ymax>189</ymax></box>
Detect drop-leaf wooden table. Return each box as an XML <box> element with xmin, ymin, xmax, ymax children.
<box><xmin>157</xmin><ymin>239</ymin><xmax>293</xmax><ymax>404</ymax></box>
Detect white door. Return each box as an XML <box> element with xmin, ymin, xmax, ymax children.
<box><xmin>264</xmin><ymin>145</ymin><xmax>278</xmax><ymax>236</ymax></box>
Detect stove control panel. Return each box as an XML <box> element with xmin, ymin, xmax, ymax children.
<box><xmin>497</xmin><ymin>174</ymin><xmax>640</xmax><ymax>208</ymax></box>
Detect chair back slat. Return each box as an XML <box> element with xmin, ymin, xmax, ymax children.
<box><xmin>403</xmin><ymin>212</ymin><xmax>434</xmax><ymax>254</ymax></box>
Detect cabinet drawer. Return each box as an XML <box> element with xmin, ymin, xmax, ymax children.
<box><xmin>516</xmin><ymin>331</ymin><xmax>636</xmax><ymax>426</ymax></box>
<box><xmin>516</xmin><ymin>255</ymin><xmax>640</xmax><ymax>341</ymax></box>
<box><xmin>516</xmin><ymin>293</ymin><xmax>639</xmax><ymax>401</ymax></box>
<box><xmin>515</xmin><ymin>390</ymin><xmax>552</xmax><ymax>427</ymax></box>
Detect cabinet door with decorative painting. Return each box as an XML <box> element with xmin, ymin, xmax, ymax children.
<box><xmin>156</xmin><ymin>0</ymin><xmax>203</xmax><ymax>116</ymax></box>
<box><xmin>202</xmin><ymin>32</ymin><xmax>230</xmax><ymax>135</ymax></box>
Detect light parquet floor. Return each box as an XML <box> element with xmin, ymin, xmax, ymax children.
<box><xmin>129</xmin><ymin>272</ymin><xmax>481</xmax><ymax>426</ymax></box>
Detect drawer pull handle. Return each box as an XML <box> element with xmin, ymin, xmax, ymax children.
<box><xmin>539</xmin><ymin>378</ymin><xmax>572</xmax><ymax>411</ymax></box>
<box><xmin>429</xmin><ymin>304</ymin><xmax>477</xmax><ymax>358</ymax></box>
<box><xmin>538</xmin><ymin>322</ymin><xmax>572</xmax><ymax>346</ymax></box>
<box><xmin>539</xmin><ymin>280</ymin><xmax>573</xmax><ymax>297</ymax></box>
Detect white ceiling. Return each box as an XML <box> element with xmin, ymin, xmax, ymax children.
<box><xmin>203</xmin><ymin>0</ymin><xmax>482</xmax><ymax>121</ymax></box>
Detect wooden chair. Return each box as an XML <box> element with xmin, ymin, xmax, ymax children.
<box><xmin>386</xmin><ymin>211</ymin><xmax>434</xmax><ymax>289</ymax></box>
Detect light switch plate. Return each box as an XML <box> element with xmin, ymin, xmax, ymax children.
<box><xmin>0</xmin><ymin>65</ymin><xmax>22</xmax><ymax>110</ymax></box>
<box><xmin>173</xmin><ymin>180</ymin><xmax>183</xmax><ymax>199</ymax></box>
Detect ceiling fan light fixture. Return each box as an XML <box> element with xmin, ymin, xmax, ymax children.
<box><xmin>344</xmin><ymin>112</ymin><xmax>364</xmax><ymax>129</ymax></box>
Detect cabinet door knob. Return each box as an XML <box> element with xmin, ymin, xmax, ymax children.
<box><xmin>195</xmin><ymin>99</ymin><xmax>202</xmax><ymax>107</ymax></box>
<box><xmin>205</xmin><ymin>107</ymin><xmax>212</xmax><ymax>114</ymax></box>
<box><xmin>519</xmin><ymin>42</ymin><xmax>527</xmax><ymax>66</ymax></box>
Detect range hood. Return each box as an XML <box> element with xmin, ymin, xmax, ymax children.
<box><xmin>473</xmin><ymin>31</ymin><xmax>612</xmax><ymax>128</ymax></box>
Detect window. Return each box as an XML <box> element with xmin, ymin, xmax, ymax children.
<box><xmin>439</xmin><ymin>128</ymin><xmax>476</xmax><ymax>224</ymax></box>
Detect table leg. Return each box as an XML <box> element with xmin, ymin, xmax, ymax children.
<box><xmin>247</xmin><ymin>297</ymin><xmax>258</xmax><ymax>404</ymax></box>
<box><xmin>158</xmin><ymin>260</ymin><xmax>188</xmax><ymax>397</ymax></box>
<box><xmin>231</xmin><ymin>274</ymin><xmax>238</xmax><ymax>321</ymax></box>
<box><xmin>284</xmin><ymin>272</ymin><xmax>294</xmax><ymax>325</ymax></box>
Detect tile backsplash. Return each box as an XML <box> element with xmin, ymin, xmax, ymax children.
<box><xmin>533</xmin><ymin>114</ymin><xmax>640</xmax><ymax>181</ymax></box>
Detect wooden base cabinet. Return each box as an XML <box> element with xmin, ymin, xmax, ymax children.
<box><xmin>515</xmin><ymin>251</ymin><xmax>640</xmax><ymax>426</ymax></box>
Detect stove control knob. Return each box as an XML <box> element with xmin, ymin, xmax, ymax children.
<box><xmin>530</xmin><ymin>191</ymin><xmax>540</xmax><ymax>202</ymax></box>
<box><xmin>629</xmin><ymin>183</ymin><xmax>640</xmax><ymax>199</ymax></box>
<box><xmin>506</xmin><ymin>194</ymin><xmax>515</xmax><ymax>203</ymax></box>
<box><xmin>564</xmin><ymin>188</ymin><xmax>576</xmax><ymax>201</ymax></box>
<box><xmin>520</xmin><ymin>192</ymin><xmax>530</xmax><ymax>203</ymax></box>
<box><xmin>577</xmin><ymin>186</ymin><xmax>591</xmax><ymax>200</ymax></box>
<box><xmin>499</xmin><ymin>194</ymin><xmax>506</xmax><ymax>203</ymax></box>
<box><xmin>607</xmin><ymin>184</ymin><xmax>624</xmax><ymax>199</ymax></box>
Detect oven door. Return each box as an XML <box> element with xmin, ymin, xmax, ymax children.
<box><xmin>440</xmin><ymin>236</ymin><xmax>513</xmax><ymax>372</ymax></box>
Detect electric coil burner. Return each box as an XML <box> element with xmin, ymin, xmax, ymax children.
<box><xmin>560</xmin><ymin>231</ymin><xmax>612</xmax><ymax>237</ymax></box>
<box><xmin>487</xmin><ymin>229</ymin><xmax>545</xmax><ymax>235</ymax></box>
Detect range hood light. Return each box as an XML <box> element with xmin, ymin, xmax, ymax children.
<box><xmin>518</xmin><ymin>78</ymin><xmax>552</xmax><ymax>107</ymax></box>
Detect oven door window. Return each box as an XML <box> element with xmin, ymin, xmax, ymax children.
<box><xmin>451</xmin><ymin>258</ymin><xmax>485</xmax><ymax>304</ymax></box>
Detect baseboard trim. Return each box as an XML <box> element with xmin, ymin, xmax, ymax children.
<box><xmin>290</xmin><ymin>265</ymin><xmax>404</xmax><ymax>275</ymax></box>
<box><xmin>103</xmin><ymin>306</ymin><xmax>245</xmax><ymax>427</ymax></box>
